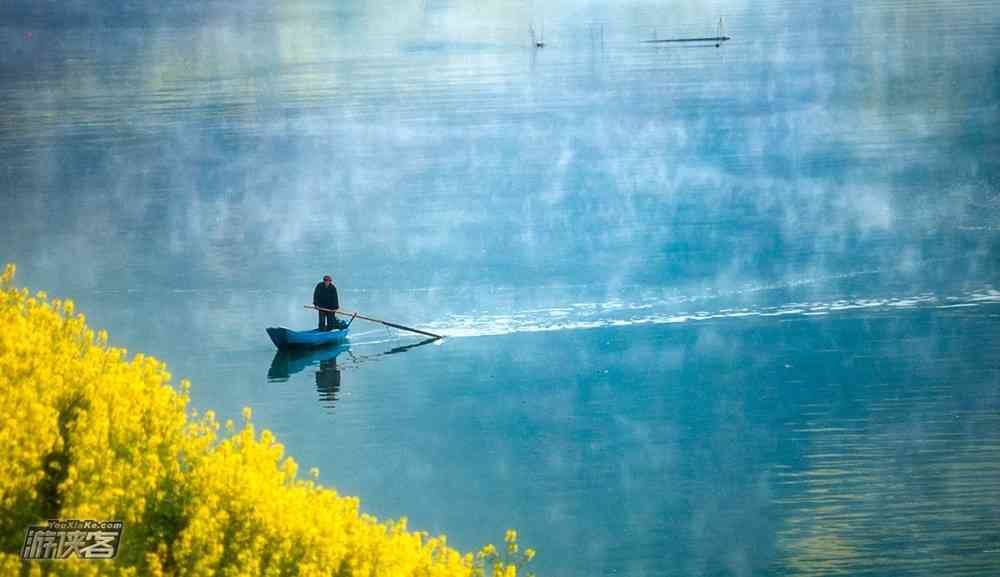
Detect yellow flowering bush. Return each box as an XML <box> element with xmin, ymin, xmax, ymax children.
<box><xmin>0</xmin><ymin>264</ymin><xmax>535</xmax><ymax>577</ymax></box>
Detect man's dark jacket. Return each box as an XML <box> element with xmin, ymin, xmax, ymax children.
<box><xmin>313</xmin><ymin>282</ymin><xmax>339</xmax><ymax>309</ymax></box>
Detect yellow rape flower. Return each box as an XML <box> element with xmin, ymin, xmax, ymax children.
<box><xmin>480</xmin><ymin>544</ymin><xmax>497</xmax><ymax>557</ymax></box>
<box><xmin>0</xmin><ymin>263</ymin><xmax>539</xmax><ymax>577</ymax></box>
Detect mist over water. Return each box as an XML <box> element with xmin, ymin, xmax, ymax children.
<box><xmin>2</xmin><ymin>0</ymin><xmax>999</xmax><ymax>575</ymax></box>
<box><xmin>3</xmin><ymin>0</ymin><xmax>997</xmax><ymax>297</ymax></box>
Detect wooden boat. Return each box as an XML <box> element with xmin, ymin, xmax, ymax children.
<box><xmin>266</xmin><ymin>326</ymin><xmax>350</xmax><ymax>349</ymax></box>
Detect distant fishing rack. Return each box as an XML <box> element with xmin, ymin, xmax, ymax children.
<box><xmin>527</xmin><ymin>17</ymin><xmax>731</xmax><ymax>50</ymax></box>
<box><xmin>642</xmin><ymin>17</ymin><xmax>731</xmax><ymax>47</ymax></box>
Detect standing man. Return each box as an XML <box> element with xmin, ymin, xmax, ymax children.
<box><xmin>313</xmin><ymin>275</ymin><xmax>340</xmax><ymax>331</ymax></box>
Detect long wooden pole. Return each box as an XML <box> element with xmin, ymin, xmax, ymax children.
<box><xmin>305</xmin><ymin>305</ymin><xmax>443</xmax><ymax>340</ymax></box>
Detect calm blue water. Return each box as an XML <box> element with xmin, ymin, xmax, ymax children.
<box><xmin>2</xmin><ymin>0</ymin><xmax>999</xmax><ymax>575</ymax></box>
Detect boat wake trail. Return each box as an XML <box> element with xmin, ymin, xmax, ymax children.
<box><xmin>424</xmin><ymin>288</ymin><xmax>1000</xmax><ymax>338</ymax></box>
<box><xmin>342</xmin><ymin>328</ymin><xmax>404</xmax><ymax>347</ymax></box>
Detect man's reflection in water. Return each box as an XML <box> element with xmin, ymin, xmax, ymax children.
<box><xmin>268</xmin><ymin>345</ymin><xmax>348</xmax><ymax>409</ymax></box>
<box><xmin>315</xmin><ymin>357</ymin><xmax>342</xmax><ymax>408</ymax></box>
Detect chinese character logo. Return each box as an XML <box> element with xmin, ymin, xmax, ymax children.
<box><xmin>22</xmin><ymin>520</ymin><xmax>123</xmax><ymax>560</ymax></box>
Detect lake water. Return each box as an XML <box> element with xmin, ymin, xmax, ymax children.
<box><xmin>2</xmin><ymin>0</ymin><xmax>999</xmax><ymax>575</ymax></box>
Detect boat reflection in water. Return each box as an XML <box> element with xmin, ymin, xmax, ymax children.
<box><xmin>267</xmin><ymin>342</ymin><xmax>346</xmax><ymax>375</ymax></box>
<box><xmin>268</xmin><ymin>343</ymin><xmax>349</xmax><ymax>408</ymax></box>
<box><xmin>267</xmin><ymin>337</ymin><xmax>440</xmax><ymax>408</ymax></box>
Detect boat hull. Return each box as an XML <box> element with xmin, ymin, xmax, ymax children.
<box><xmin>266</xmin><ymin>327</ymin><xmax>349</xmax><ymax>349</ymax></box>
